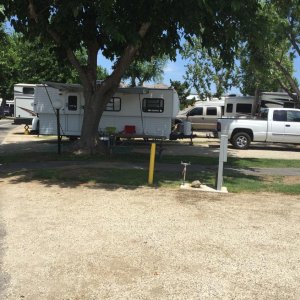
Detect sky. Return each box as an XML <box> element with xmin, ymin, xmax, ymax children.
<box><xmin>98</xmin><ymin>51</ymin><xmax>300</xmax><ymax>96</ymax></box>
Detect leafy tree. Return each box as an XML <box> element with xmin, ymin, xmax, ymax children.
<box><xmin>122</xmin><ymin>55</ymin><xmax>168</xmax><ymax>87</ymax></box>
<box><xmin>238</xmin><ymin>1</ymin><xmax>299</xmax><ymax>105</ymax></box>
<box><xmin>12</xmin><ymin>35</ymin><xmax>108</xmax><ymax>86</ymax></box>
<box><xmin>169</xmin><ymin>80</ymin><xmax>192</xmax><ymax>109</ymax></box>
<box><xmin>181</xmin><ymin>38</ymin><xmax>239</xmax><ymax>99</ymax></box>
<box><xmin>0</xmin><ymin>32</ymin><xmax>108</xmax><ymax>100</ymax></box>
<box><xmin>3</xmin><ymin>0</ymin><xmax>260</xmax><ymax>153</ymax></box>
<box><xmin>0</xmin><ymin>26</ymin><xmax>17</xmax><ymax>101</ymax></box>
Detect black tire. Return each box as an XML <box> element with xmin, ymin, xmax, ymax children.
<box><xmin>231</xmin><ymin>132</ymin><xmax>251</xmax><ymax>149</ymax></box>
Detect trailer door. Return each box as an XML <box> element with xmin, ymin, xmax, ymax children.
<box><xmin>65</xmin><ymin>93</ymin><xmax>82</xmax><ymax>135</ymax></box>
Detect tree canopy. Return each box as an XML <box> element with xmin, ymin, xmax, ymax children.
<box><xmin>121</xmin><ymin>56</ymin><xmax>168</xmax><ymax>87</ymax></box>
<box><xmin>3</xmin><ymin>0</ymin><xmax>261</xmax><ymax>153</ymax></box>
<box><xmin>237</xmin><ymin>0</ymin><xmax>300</xmax><ymax>103</ymax></box>
<box><xmin>181</xmin><ymin>38</ymin><xmax>239</xmax><ymax>99</ymax></box>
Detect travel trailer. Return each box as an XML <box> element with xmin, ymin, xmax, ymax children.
<box><xmin>33</xmin><ymin>82</ymin><xmax>180</xmax><ymax>139</ymax></box>
<box><xmin>224</xmin><ymin>96</ymin><xmax>255</xmax><ymax>117</ymax></box>
<box><xmin>13</xmin><ymin>83</ymin><xmax>36</xmax><ymax>125</ymax></box>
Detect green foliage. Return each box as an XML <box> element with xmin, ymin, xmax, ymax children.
<box><xmin>181</xmin><ymin>38</ymin><xmax>239</xmax><ymax>99</ymax></box>
<box><xmin>169</xmin><ymin>80</ymin><xmax>192</xmax><ymax>109</ymax></box>
<box><xmin>121</xmin><ymin>55</ymin><xmax>168</xmax><ymax>87</ymax></box>
<box><xmin>0</xmin><ymin>32</ymin><xmax>108</xmax><ymax>99</ymax></box>
<box><xmin>237</xmin><ymin>2</ymin><xmax>296</xmax><ymax>96</ymax></box>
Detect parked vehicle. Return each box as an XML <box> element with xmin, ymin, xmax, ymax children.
<box><xmin>13</xmin><ymin>83</ymin><xmax>37</xmax><ymax>125</ymax></box>
<box><xmin>217</xmin><ymin>108</ymin><xmax>300</xmax><ymax>149</ymax></box>
<box><xmin>176</xmin><ymin>100</ymin><xmax>224</xmax><ymax>132</ymax></box>
<box><xmin>33</xmin><ymin>82</ymin><xmax>180</xmax><ymax>139</ymax></box>
<box><xmin>4</xmin><ymin>100</ymin><xmax>14</xmax><ymax>116</ymax></box>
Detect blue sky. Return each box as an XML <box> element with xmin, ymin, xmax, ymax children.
<box><xmin>98</xmin><ymin>51</ymin><xmax>300</xmax><ymax>95</ymax></box>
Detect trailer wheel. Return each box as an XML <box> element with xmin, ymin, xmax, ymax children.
<box><xmin>232</xmin><ymin>132</ymin><xmax>251</xmax><ymax>149</ymax></box>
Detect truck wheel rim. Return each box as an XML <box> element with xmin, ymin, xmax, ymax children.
<box><xmin>237</xmin><ymin>136</ymin><xmax>247</xmax><ymax>147</ymax></box>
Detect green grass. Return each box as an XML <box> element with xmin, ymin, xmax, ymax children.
<box><xmin>3</xmin><ymin>167</ymin><xmax>300</xmax><ymax>194</ymax></box>
<box><xmin>2</xmin><ymin>151</ymin><xmax>300</xmax><ymax>169</ymax></box>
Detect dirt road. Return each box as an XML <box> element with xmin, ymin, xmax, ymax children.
<box><xmin>0</xmin><ymin>179</ymin><xmax>299</xmax><ymax>299</ymax></box>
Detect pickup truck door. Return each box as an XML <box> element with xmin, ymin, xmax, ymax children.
<box><xmin>268</xmin><ymin>110</ymin><xmax>286</xmax><ymax>142</ymax></box>
<box><xmin>269</xmin><ymin>110</ymin><xmax>300</xmax><ymax>143</ymax></box>
<box><xmin>186</xmin><ymin>107</ymin><xmax>203</xmax><ymax>130</ymax></box>
<box><xmin>284</xmin><ymin>110</ymin><xmax>300</xmax><ymax>143</ymax></box>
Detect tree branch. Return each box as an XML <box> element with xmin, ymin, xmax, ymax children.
<box><xmin>101</xmin><ymin>22</ymin><xmax>151</xmax><ymax>94</ymax></box>
<box><xmin>277</xmin><ymin>78</ymin><xmax>297</xmax><ymax>101</ymax></box>
<box><xmin>288</xmin><ymin>33</ymin><xmax>300</xmax><ymax>57</ymax></box>
<box><xmin>275</xmin><ymin>60</ymin><xmax>300</xmax><ymax>95</ymax></box>
<box><xmin>27</xmin><ymin>0</ymin><xmax>91</xmax><ymax>89</ymax></box>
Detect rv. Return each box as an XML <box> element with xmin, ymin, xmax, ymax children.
<box><xmin>224</xmin><ymin>96</ymin><xmax>255</xmax><ymax>117</ymax></box>
<box><xmin>33</xmin><ymin>82</ymin><xmax>180</xmax><ymax>139</ymax></box>
<box><xmin>13</xmin><ymin>83</ymin><xmax>36</xmax><ymax>125</ymax></box>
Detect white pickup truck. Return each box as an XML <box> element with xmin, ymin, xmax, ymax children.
<box><xmin>217</xmin><ymin>108</ymin><xmax>300</xmax><ymax>149</ymax></box>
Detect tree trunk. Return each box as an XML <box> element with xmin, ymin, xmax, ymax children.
<box><xmin>252</xmin><ymin>89</ymin><xmax>260</xmax><ymax>116</ymax></box>
<box><xmin>77</xmin><ymin>84</ymin><xmax>116</xmax><ymax>154</ymax></box>
<box><xmin>275</xmin><ymin>60</ymin><xmax>300</xmax><ymax>108</ymax></box>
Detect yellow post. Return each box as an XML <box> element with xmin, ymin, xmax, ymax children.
<box><xmin>24</xmin><ymin>125</ymin><xmax>30</xmax><ymax>135</ymax></box>
<box><xmin>148</xmin><ymin>143</ymin><xmax>156</xmax><ymax>185</ymax></box>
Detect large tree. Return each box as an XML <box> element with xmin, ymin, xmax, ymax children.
<box><xmin>181</xmin><ymin>38</ymin><xmax>239</xmax><ymax>99</ymax></box>
<box><xmin>122</xmin><ymin>55</ymin><xmax>168</xmax><ymax>87</ymax></box>
<box><xmin>3</xmin><ymin>1</ymin><xmax>260</xmax><ymax>153</ymax></box>
<box><xmin>238</xmin><ymin>1</ymin><xmax>299</xmax><ymax>104</ymax></box>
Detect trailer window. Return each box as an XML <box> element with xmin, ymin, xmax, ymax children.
<box><xmin>68</xmin><ymin>96</ymin><xmax>78</xmax><ymax>111</ymax></box>
<box><xmin>287</xmin><ymin>110</ymin><xmax>300</xmax><ymax>122</ymax></box>
<box><xmin>236</xmin><ymin>103</ymin><xmax>252</xmax><ymax>114</ymax></box>
<box><xmin>226</xmin><ymin>104</ymin><xmax>233</xmax><ymax>113</ymax></box>
<box><xmin>273</xmin><ymin>110</ymin><xmax>287</xmax><ymax>121</ymax></box>
<box><xmin>206</xmin><ymin>107</ymin><xmax>217</xmax><ymax>115</ymax></box>
<box><xmin>23</xmin><ymin>87</ymin><xmax>34</xmax><ymax>95</ymax></box>
<box><xmin>105</xmin><ymin>97</ymin><xmax>121</xmax><ymax>111</ymax></box>
<box><xmin>142</xmin><ymin>98</ymin><xmax>164</xmax><ymax>113</ymax></box>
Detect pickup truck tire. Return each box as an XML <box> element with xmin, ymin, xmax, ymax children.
<box><xmin>231</xmin><ymin>132</ymin><xmax>251</xmax><ymax>149</ymax></box>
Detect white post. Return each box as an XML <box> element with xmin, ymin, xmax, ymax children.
<box><xmin>216</xmin><ymin>135</ymin><xmax>228</xmax><ymax>191</ymax></box>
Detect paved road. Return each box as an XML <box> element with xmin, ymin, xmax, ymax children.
<box><xmin>0</xmin><ymin>119</ymin><xmax>15</xmax><ymax>145</ymax></box>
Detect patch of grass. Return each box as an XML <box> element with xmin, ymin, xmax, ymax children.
<box><xmin>1</xmin><ymin>148</ymin><xmax>300</xmax><ymax>169</ymax></box>
<box><xmin>224</xmin><ymin>174</ymin><xmax>300</xmax><ymax>194</ymax></box>
<box><xmin>3</xmin><ymin>166</ymin><xmax>300</xmax><ymax>194</ymax></box>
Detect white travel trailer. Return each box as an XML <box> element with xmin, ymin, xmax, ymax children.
<box><xmin>13</xmin><ymin>83</ymin><xmax>36</xmax><ymax>125</ymax></box>
<box><xmin>34</xmin><ymin>82</ymin><xmax>180</xmax><ymax>139</ymax></box>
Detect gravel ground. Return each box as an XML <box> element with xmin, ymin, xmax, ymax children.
<box><xmin>0</xmin><ymin>180</ymin><xmax>299</xmax><ymax>299</ymax></box>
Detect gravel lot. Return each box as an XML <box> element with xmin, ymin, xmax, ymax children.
<box><xmin>0</xmin><ymin>180</ymin><xmax>299</xmax><ymax>299</ymax></box>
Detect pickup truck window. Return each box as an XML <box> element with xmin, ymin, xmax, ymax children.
<box><xmin>287</xmin><ymin>110</ymin><xmax>300</xmax><ymax>122</ymax></box>
<box><xmin>273</xmin><ymin>110</ymin><xmax>287</xmax><ymax>121</ymax></box>
<box><xmin>207</xmin><ymin>107</ymin><xmax>217</xmax><ymax>115</ymax></box>
<box><xmin>188</xmin><ymin>107</ymin><xmax>203</xmax><ymax>116</ymax></box>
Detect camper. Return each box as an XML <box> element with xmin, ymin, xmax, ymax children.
<box><xmin>13</xmin><ymin>83</ymin><xmax>36</xmax><ymax>125</ymax></box>
<box><xmin>33</xmin><ymin>82</ymin><xmax>180</xmax><ymax>139</ymax></box>
<box><xmin>224</xmin><ymin>96</ymin><xmax>255</xmax><ymax>117</ymax></box>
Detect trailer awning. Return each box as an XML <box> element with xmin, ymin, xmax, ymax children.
<box><xmin>44</xmin><ymin>82</ymin><xmax>83</xmax><ymax>92</ymax></box>
<box><xmin>44</xmin><ymin>82</ymin><xmax>155</xmax><ymax>95</ymax></box>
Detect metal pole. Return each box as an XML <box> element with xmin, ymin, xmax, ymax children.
<box><xmin>216</xmin><ymin>135</ymin><xmax>228</xmax><ymax>190</ymax></box>
<box><xmin>56</xmin><ymin>108</ymin><xmax>61</xmax><ymax>154</ymax></box>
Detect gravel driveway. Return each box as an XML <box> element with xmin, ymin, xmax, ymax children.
<box><xmin>0</xmin><ymin>179</ymin><xmax>299</xmax><ymax>299</ymax></box>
